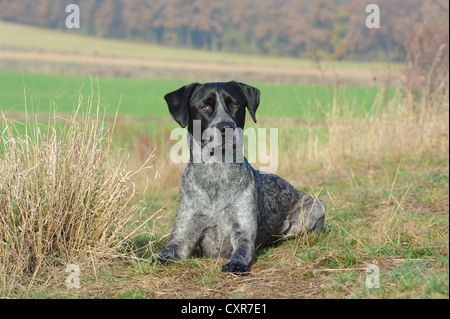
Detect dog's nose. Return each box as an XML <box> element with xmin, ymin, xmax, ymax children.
<box><xmin>216</xmin><ymin>121</ymin><xmax>236</xmax><ymax>134</ymax></box>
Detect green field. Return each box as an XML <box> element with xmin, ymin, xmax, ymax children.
<box><xmin>0</xmin><ymin>22</ymin><xmax>447</xmax><ymax>300</ymax></box>
<box><xmin>0</xmin><ymin>71</ymin><xmax>388</xmax><ymax>119</ymax></box>
<box><xmin>1</xmin><ymin>68</ymin><xmax>447</xmax><ymax>300</ymax></box>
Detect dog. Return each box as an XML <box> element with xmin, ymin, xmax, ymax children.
<box><xmin>157</xmin><ymin>81</ymin><xmax>326</xmax><ymax>274</ymax></box>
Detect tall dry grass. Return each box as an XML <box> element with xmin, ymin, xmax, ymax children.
<box><xmin>279</xmin><ymin>88</ymin><xmax>449</xmax><ymax>177</ymax></box>
<box><xmin>1</xmin><ymin>74</ymin><xmax>446</xmax><ymax>297</ymax></box>
<box><xmin>0</xmin><ymin>91</ymin><xmax>153</xmax><ymax>295</ymax></box>
<box><xmin>123</xmin><ymin>84</ymin><xmax>449</xmax><ymax>194</ymax></box>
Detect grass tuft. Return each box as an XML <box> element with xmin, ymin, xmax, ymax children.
<box><xmin>0</xmin><ymin>87</ymin><xmax>154</xmax><ymax>296</ymax></box>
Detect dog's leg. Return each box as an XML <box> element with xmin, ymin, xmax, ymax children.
<box><xmin>283</xmin><ymin>193</ymin><xmax>326</xmax><ymax>237</ymax></box>
<box><xmin>157</xmin><ymin>208</ymin><xmax>203</xmax><ymax>264</ymax></box>
<box><xmin>300</xmin><ymin>194</ymin><xmax>326</xmax><ymax>233</ymax></box>
<box><xmin>221</xmin><ymin>237</ymin><xmax>255</xmax><ymax>274</ymax></box>
<box><xmin>221</xmin><ymin>208</ymin><xmax>257</xmax><ymax>275</ymax></box>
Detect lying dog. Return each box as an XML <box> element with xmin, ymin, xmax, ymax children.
<box><xmin>157</xmin><ymin>81</ymin><xmax>326</xmax><ymax>274</ymax></box>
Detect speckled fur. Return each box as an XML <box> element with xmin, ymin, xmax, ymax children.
<box><xmin>158</xmin><ymin>82</ymin><xmax>326</xmax><ymax>274</ymax></box>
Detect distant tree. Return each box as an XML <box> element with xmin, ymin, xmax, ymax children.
<box><xmin>94</xmin><ymin>0</ymin><xmax>114</xmax><ymax>37</ymax></box>
<box><xmin>403</xmin><ymin>0</ymin><xmax>449</xmax><ymax>98</ymax></box>
<box><xmin>0</xmin><ymin>0</ymin><xmax>443</xmax><ymax>64</ymax></box>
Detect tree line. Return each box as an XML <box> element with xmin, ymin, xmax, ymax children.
<box><xmin>0</xmin><ymin>0</ymin><xmax>448</xmax><ymax>63</ymax></box>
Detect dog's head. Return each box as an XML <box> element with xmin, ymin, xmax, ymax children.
<box><xmin>164</xmin><ymin>81</ymin><xmax>260</xmax><ymax>162</ymax></box>
<box><xmin>164</xmin><ymin>81</ymin><xmax>260</xmax><ymax>130</ymax></box>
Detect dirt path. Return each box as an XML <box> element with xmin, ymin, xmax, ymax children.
<box><xmin>0</xmin><ymin>48</ymin><xmax>399</xmax><ymax>85</ymax></box>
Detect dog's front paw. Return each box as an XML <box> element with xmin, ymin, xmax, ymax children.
<box><xmin>155</xmin><ymin>247</ymin><xmax>179</xmax><ymax>265</ymax></box>
<box><xmin>222</xmin><ymin>259</ymin><xmax>250</xmax><ymax>275</ymax></box>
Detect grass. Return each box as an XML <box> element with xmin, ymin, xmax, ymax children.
<box><xmin>0</xmin><ymin>88</ymin><xmax>154</xmax><ymax>297</ymax></box>
<box><xmin>0</xmin><ymin>74</ymin><xmax>447</xmax><ymax>298</ymax></box>
<box><xmin>0</xmin><ymin>20</ymin><xmax>401</xmax><ymax>71</ymax></box>
<box><xmin>0</xmin><ymin>18</ymin><xmax>446</xmax><ymax>299</ymax></box>
<box><xmin>0</xmin><ymin>71</ymin><xmax>391</xmax><ymax>120</ymax></box>
<box><xmin>119</xmin><ymin>82</ymin><xmax>448</xmax><ymax>298</ymax></box>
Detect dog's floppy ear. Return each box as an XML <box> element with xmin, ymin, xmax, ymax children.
<box><xmin>164</xmin><ymin>83</ymin><xmax>199</xmax><ymax>128</ymax></box>
<box><xmin>228</xmin><ymin>81</ymin><xmax>260</xmax><ymax>123</ymax></box>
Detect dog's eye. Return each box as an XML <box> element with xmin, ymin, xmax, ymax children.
<box><xmin>201</xmin><ymin>105</ymin><xmax>210</xmax><ymax>110</ymax></box>
<box><xmin>230</xmin><ymin>103</ymin><xmax>239</xmax><ymax>108</ymax></box>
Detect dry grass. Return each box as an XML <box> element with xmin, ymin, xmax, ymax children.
<box><xmin>143</xmin><ymin>85</ymin><xmax>449</xmax><ymax>193</ymax></box>
<box><xmin>128</xmin><ymin>85</ymin><xmax>447</xmax><ymax>299</ymax></box>
<box><xmin>0</xmin><ymin>88</ymin><xmax>154</xmax><ymax>296</ymax></box>
<box><xmin>282</xmin><ymin>89</ymin><xmax>448</xmax><ymax>175</ymax></box>
<box><xmin>0</xmin><ymin>79</ymin><xmax>447</xmax><ymax>298</ymax></box>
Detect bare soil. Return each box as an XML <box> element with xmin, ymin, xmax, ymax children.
<box><xmin>0</xmin><ymin>47</ymin><xmax>401</xmax><ymax>85</ymax></box>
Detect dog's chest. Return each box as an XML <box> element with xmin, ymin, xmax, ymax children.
<box><xmin>181</xmin><ymin>163</ymin><xmax>251</xmax><ymax>211</ymax></box>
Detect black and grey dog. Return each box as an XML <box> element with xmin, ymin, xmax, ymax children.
<box><xmin>157</xmin><ymin>81</ymin><xmax>326</xmax><ymax>274</ymax></box>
